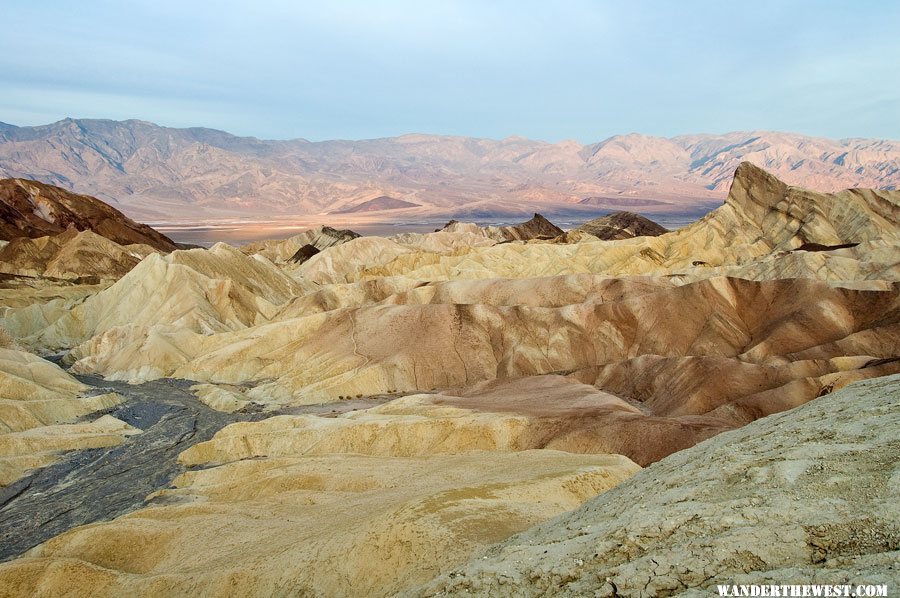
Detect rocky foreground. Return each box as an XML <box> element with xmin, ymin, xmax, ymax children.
<box><xmin>0</xmin><ymin>162</ymin><xmax>897</xmax><ymax>596</ymax></box>
<box><xmin>412</xmin><ymin>375</ymin><xmax>900</xmax><ymax>596</ymax></box>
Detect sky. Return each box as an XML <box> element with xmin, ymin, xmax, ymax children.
<box><xmin>1</xmin><ymin>0</ymin><xmax>898</xmax><ymax>142</ymax></box>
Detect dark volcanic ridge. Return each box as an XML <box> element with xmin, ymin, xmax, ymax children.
<box><xmin>288</xmin><ymin>244</ymin><xmax>320</xmax><ymax>264</ymax></box>
<box><xmin>575</xmin><ymin>210</ymin><xmax>669</xmax><ymax>240</ymax></box>
<box><xmin>439</xmin><ymin>213</ymin><xmax>565</xmax><ymax>241</ymax></box>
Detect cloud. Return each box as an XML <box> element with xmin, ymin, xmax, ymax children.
<box><xmin>0</xmin><ymin>1</ymin><xmax>897</xmax><ymax>141</ymax></box>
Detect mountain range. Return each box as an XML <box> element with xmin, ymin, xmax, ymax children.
<box><xmin>0</xmin><ymin>118</ymin><xmax>898</xmax><ymax>221</ymax></box>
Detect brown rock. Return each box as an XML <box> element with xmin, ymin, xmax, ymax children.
<box><xmin>574</xmin><ymin>210</ymin><xmax>668</xmax><ymax>240</ymax></box>
<box><xmin>0</xmin><ymin>178</ymin><xmax>176</xmax><ymax>252</ymax></box>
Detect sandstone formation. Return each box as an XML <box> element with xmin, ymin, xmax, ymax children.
<box><xmin>412</xmin><ymin>374</ymin><xmax>900</xmax><ymax>596</ymax></box>
<box><xmin>9</xmin><ymin>243</ymin><xmax>308</xmax><ymax>380</ymax></box>
<box><xmin>2</xmin><ymin>119</ymin><xmax>899</xmax><ymax>220</ymax></box>
<box><xmin>0</xmin><ymin>178</ymin><xmax>176</xmax><ymax>251</ymax></box>
<box><xmin>0</xmin><ymin>273</ymin><xmax>107</xmax><ymax>310</ymax></box>
<box><xmin>189</xmin><ymin>383</ymin><xmax>251</xmax><ymax>413</ymax></box>
<box><xmin>55</xmin><ymin>277</ymin><xmax>900</xmax><ymax>409</ymax></box>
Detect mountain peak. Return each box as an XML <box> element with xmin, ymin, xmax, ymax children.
<box><xmin>575</xmin><ymin>211</ymin><xmax>668</xmax><ymax>240</ymax></box>
<box><xmin>718</xmin><ymin>162</ymin><xmax>899</xmax><ymax>250</ymax></box>
<box><xmin>727</xmin><ymin>161</ymin><xmax>790</xmax><ymax>209</ymax></box>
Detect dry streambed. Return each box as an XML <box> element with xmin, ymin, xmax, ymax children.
<box><xmin>0</xmin><ymin>374</ymin><xmax>387</xmax><ymax>562</ymax></box>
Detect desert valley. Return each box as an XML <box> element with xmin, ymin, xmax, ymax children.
<box><xmin>0</xmin><ymin>139</ymin><xmax>897</xmax><ymax>595</ymax></box>
<box><xmin>4</xmin><ymin>0</ymin><xmax>900</xmax><ymax>594</ymax></box>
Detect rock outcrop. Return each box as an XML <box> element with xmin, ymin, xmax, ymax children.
<box><xmin>0</xmin><ymin>178</ymin><xmax>176</xmax><ymax>251</ymax></box>
<box><xmin>574</xmin><ymin>210</ymin><xmax>669</xmax><ymax>240</ymax></box>
<box><xmin>441</xmin><ymin>213</ymin><xmax>565</xmax><ymax>242</ymax></box>
<box><xmin>16</xmin><ymin>243</ymin><xmax>307</xmax><ymax>366</ymax></box>
<box><xmin>240</xmin><ymin>225</ymin><xmax>360</xmax><ymax>263</ymax></box>
<box><xmin>412</xmin><ymin>374</ymin><xmax>900</xmax><ymax>596</ymax></box>
<box><xmin>0</xmin><ymin>228</ymin><xmax>159</xmax><ymax>281</ymax></box>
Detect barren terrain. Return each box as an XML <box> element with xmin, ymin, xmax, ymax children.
<box><xmin>0</xmin><ymin>162</ymin><xmax>897</xmax><ymax>596</ymax></box>
<box><xmin>2</xmin><ymin>119</ymin><xmax>897</xmax><ymax>221</ymax></box>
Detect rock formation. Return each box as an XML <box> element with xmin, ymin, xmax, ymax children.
<box><xmin>0</xmin><ymin>162</ymin><xmax>897</xmax><ymax>594</ymax></box>
<box><xmin>2</xmin><ymin>166</ymin><xmax>896</xmax><ymax>412</ymax></box>
<box><xmin>0</xmin><ymin>228</ymin><xmax>159</xmax><ymax>281</ymax></box>
<box><xmin>0</xmin><ymin>437</ymin><xmax>637</xmax><ymax>595</ymax></box>
<box><xmin>412</xmin><ymin>374</ymin><xmax>900</xmax><ymax>596</ymax></box>
<box><xmin>240</xmin><ymin>224</ymin><xmax>360</xmax><ymax>263</ymax></box>
<box><xmin>288</xmin><ymin>162</ymin><xmax>898</xmax><ymax>286</ymax></box>
<box><xmin>573</xmin><ymin>210</ymin><xmax>668</xmax><ymax>240</ymax></box>
<box><xmin>0</xmin><ymin>178</ymin><xmax>176</xmax><ymax>251</ymax></box>
<box><xmin>24</xmin><ymin>276</ymin><xmax>891</xmax><ymax>407</ymax></box>
<box><xmin>0</xmin><ymin>346</ymin><xmax>130</xmax><ymax>485</ymax></box>
<box><xmin>0</xmin><ymin>179</ymin><xmax>181</xmax><ymax>281</ymax></box>
<box><xmin>440</xmin><ymin>213</ymin><xmax>565</xmax><ymax>242</ymax></box>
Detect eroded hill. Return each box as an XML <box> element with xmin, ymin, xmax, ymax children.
<box><xmin>0</xmin><ymin>178</ymin><xmax>177</xmax><ymax>251</ymax></box>
<box><xmin>0</xmin><ymin>162</ymin><xmax>897</xmax><ymax>594</ymax></box>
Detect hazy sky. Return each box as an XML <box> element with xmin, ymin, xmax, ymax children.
<box><xmin>1</xmin><ymin>0</ymin><xmax>898</xmax><ymax>142</ymax></box>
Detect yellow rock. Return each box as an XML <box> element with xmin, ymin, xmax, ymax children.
<box><xmin>189</xmin><ymin>383</ymin><xmax>250</xmax><ymax>413</ymax></box>
<box><xmin>0</xmin><ymin>347</ymin><xmax>131</xmax><ymax>485</ymax></box>
<box><xmin>0</xmin><ymin>449</ymin><xmax>637</xmax><ymax>596</ymax></box>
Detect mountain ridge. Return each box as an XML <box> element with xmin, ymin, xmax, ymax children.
<box><xmin>1</xmin><ymin>118</ymin><xmax>897</xmax><ymax>221</ymax></box>
<box><xmin>0</xmin><ymin>178</ymin><xmax>177</xmax><ymax>251</ymax></box>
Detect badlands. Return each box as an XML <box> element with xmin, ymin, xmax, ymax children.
<box><xmin>0</xmin><ymin>161</ymin><xmax>897</xmax><ymax>596</ymax></box>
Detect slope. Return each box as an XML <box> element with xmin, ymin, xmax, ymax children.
<box><xmin>2</xmin><ymin>118</ymin><xmax>898</xmax><ymax>220</ymax></box>
<box><xmin>0</xmin><ymin>178</ymin><xmax>177</xmax><ymax>251</ymax></box>
<box><xmin>413</xmin><ymin>374</ymin><xmax>900</xmax><ymax>596</ymax></box>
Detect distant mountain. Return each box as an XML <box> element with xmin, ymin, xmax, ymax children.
<box><xmin>332</xmin><ymin>195</ymin><xmax>419</xmax><ymax>214</ymax></box>
<box><xmin>578</xmin><ymin>197</ymin><xmax>669</xmax><ymax>207</ymax></box>
<box><xmin>0</xmin><ymin>119</ymin><xmax>897</xmax><ymax>221</ymax></box>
